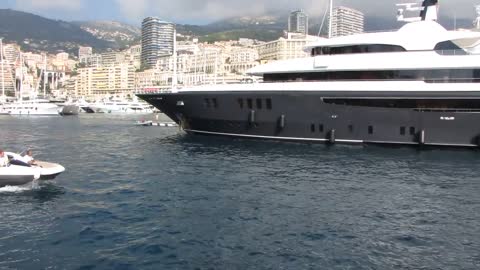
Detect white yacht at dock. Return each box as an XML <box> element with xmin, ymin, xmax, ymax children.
<box><xmin>89</xmin><ymin>98</ymin><xmax>154</xmax><ymax>114</ymax></box>
<box><xmin>0</xmin><ymin>99</ymin><xmax>61</xmax><ymax>116</ymax></box>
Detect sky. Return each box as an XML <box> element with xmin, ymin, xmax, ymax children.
<box><xmin>0</xmin><ymin>0</ymin><xmax>479</xmax><ymax>26</ymax></box>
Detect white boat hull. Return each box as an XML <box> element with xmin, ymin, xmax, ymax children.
<box><xmin>1</xmin><ymin>102</ymin><xmax>61</xmax><ymax>116</ymax></box>
<box><xmin>0</xmin><ymin>165</ymin><xmax>40</xmax><ymax>187</ymax></box>
<box><xmin>90</xmin><ymin>105</ymin><xmax>153</xmax><ymax>114</ymax></box>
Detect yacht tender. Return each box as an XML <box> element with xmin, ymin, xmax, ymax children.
<box><xmin>0</xmin><ymin>152</ymin><xmax>65</xmax><ymax>187</ymax></box>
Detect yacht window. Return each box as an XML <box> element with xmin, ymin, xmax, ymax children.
<box><xmin>368</xmin><ymin>126</ymin><xmax>374</xmax><ymax>135</ymax></box>
<box><xmin>319</xmin><ymin>124</ymin><xmax>324</xmax><ymax>133</ymax></box>
<box><xmin>212</xmin><ymin>98</ymin><xmax>218</xmax><ymax>108</ymax></box>
<box><xmin>263</xmin><ymin>69</ymin><xmax>480</xmax><ymax>83</ymax></box>
<box><xmin>312</xmin><ymin>44</ymin><xmax>406</xmax><ymax>56</ymax></box>
<box><xmin>311</xmin><ymin>124</ymin><xmax>316</xmax><ymax>133</ymax></box>
<box><xmin>322</xmin><ymin>98</ymin><xmax>480</xmax><ymax>110</ymax></box>
<box><xmin>434</xmin><ymin>41</ymin><xmax>465</xmax><ymax>55</ymax></box>
<box><xmin>247</xmin><ymin>99</ymin><xmax>253</xmax><ymax>109</ymax></box>
<box><xmin>238</xmin><ymin>98</ymin><xmax>244</xmax><ymax>109</ymax></box>
<box><xmin>204</xmin><ymin>98</ymin><xmax>211</xmax><ymax>108</ymax></box>
<box><xmin>256</xmin><ymin>99</ymin><xmax>262</xmax><ymax>109</ymax></box>
<box><xmin>410</xmin><ymin>127</ymin><xmax>416</xmax><ymax>136</ymax></box>
<box><xmin>348</xmin><ymin>125</ymin><xmax>354</xmax><ymax>133</ymax></box>
<box><xmin>400</xmin><ymin>127</ymin><xmax>406</xmax><ymax>136</ymax></box>
<box><xmin>266</xmin><ymin>99</ymin><xmax>272</xmax><ymax>110</ymax></box>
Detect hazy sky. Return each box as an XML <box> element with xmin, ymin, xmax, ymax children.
<box><xmin>0</xmin><ymin>0</ymin><xmax>478</xmax><ymax>25</ymax></box>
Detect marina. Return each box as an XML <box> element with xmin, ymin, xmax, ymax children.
<box><xmin>1</xmin><ymin>115</ymin><xmax>480</xmax><ymax>269</ymax></box>
<box><xmin>1</xmin><ymin>0</ymin><xmax>480</xmax><ymax>269</ymax></box>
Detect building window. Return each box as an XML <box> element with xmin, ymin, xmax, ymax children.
<box><xmin>212</xmin><ymin>98</ymin><xmax>218</xmax><ymax>108</ymax></box>
<box><xmin>348</xmin><ymin>125</ymin><xmax>354</xmax><ymax>133</ymax></box>
<box><xmin>368</xmin><ymin>126</ymin><xmax>374</xmax><ymax>135</ymax></box>
<box><xmin>266</xmin><ymin>98</ymin><xmax>272</xmax><ymax>110</ymax></box>
<box><xmin>410</xmin><ymin>127</ymin><xmax>416</xmax><ymax>135</ymax></box>
<box><xmin>247</xmin><ymin>99</ymin><xmax>253</xmax><ymax>109</ymax></box>
<box><xmin>319</xmin><ymin>124</ymin><xmax>324</xmax><ymax>133</ymax></box>
<box><xmin>256</xmin><ymin>99</ymin><xmax>263</xmax><ymax>109</ymax></box>
<box><xmin>204</xmin><ymin>98</ymin><xmax>211</xmax><ymax>108</ymax></box>
<box><xmin>238</xmin><ymin>99</ymin><xmax>244</xmax><ymax>109</ymax></box>
<box><xmin>400</xmin><ymin>127</ymin><xmax>406</xmax><ymax>136</ymax></box>
<box><xmin>311</xmin><ymin>124</ymin><xmax>316</xmax><ymax>133</ymax></box>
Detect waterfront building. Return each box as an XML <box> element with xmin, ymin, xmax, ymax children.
<box><xmin>3</xmin><ymin>44</ymin><xmax>20</xmax><ymax>64</ymax></box>
<box><xmin>79</xmin><ymin>54</ymin><xmax>102</xmax><ymax>68</ymax></box>
<box><xmin>228</xmin><ymin>47</ymin><xmax>259</xmax><ymax>74</ymax></box>
<box><xmin>78</xmin><ymin>46</ymin><xmax>93</xmax><ymax>59</ymax></box>
<box><xmin>73</xmin><ymin>63</ymin><xmax>135</xmax><ymax>98</ymax></box>
<box><xmin>288</xmin><ymin>10</ymin><xmax>309</xmax><ymax>35</ymax></box>
<box><xmin>330</xmin><ymin>6</ymin><xmax>364</xmax><ymax>37</ymax></box>
<box><xmin>100</xmin><ymin>51</ymin><xmax>127</xmax><ymax>67</ymax></box>
<box><xmin>141</xmin><ymin>17</ymin><xmax>175</xmax><ymax>69</ymax></box>
<box><xmin>238</xmin><ymin>38</ymin><xmax>256</xmax><ymax>47</ymax></box>
<box><xmin>256</xmin><ymin>33</ymin><xmax>322</xmax><ymax>61</ymax></box>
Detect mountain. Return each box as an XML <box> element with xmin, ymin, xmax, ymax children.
<box><xmin>0</xmin><ymin>9</ymin><xmax>113</xmax><ymax>54</ymax></box>
<box><xmin>174</xmin><ymin>14</ymin><xmax>287</xmax><ymax>42</ymax></box>
<box><xmin>0</xmin><ymin>9</ymin><xmax>476</xmax><ymax>55</ymax></box>
<box><xmin>73</xmin><ymin>21</ymin><xmax>141</xmax><ymax>48</ymax></box>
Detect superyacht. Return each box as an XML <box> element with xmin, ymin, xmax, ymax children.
<box><xmin>138</xmin><ymin>0</ymin><xmax>480</xmax><ymax>147</ymax></box>
<box><xmin>89</xmin><ymin>98</ymin><xmax>154</xmax><ymax>114</ymax></box>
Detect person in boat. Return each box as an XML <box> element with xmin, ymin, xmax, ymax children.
<box><xmin>22</xmin><ymin>150</ymin><xmax>36</xmax><ymax>165</ymax></box>
<box><xmin>0</xmin><ymin>149</ymin><xmax>9</xmax><ymax>167</ymax></box>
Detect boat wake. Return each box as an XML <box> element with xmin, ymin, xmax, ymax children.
<box><xmin>0</xmin><ymin>181</ymin><xmax>41</xmax><ymax>193</ymax></box>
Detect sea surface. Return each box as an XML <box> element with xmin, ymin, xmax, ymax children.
<box><xmin>0</xmin><ymin>114</ymin><xmax>479</xmax><ymax>270</ymax></box>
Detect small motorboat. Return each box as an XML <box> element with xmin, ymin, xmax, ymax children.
<box><xmin>0</xmin><ymin>165</ymin><xmax>40</xmax><ymax>187</ymax></box>
<box><xmin>135</xmin><ymin>120</ymin><xmax>153</xmax><ymax>126</ymax></box>
<box><xmin>6</xmin><ymin>152</ymin><xmax>65</xmax><ymax>181</ymax></box>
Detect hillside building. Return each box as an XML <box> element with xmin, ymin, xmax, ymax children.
<box><xmin>330</xmin><ymin>6</ymin><xmax>364</xmax><ymax>37</ymax></box>
<box><xmin>288</xmin><ymin>10</ymin><xmax>309</xmax><ymax>35</ymax></box>
<box><xmin>141</xmin><ymin>17</ymin><xmax>175</xmax><ymax>69</ymax></box>
<box><xmin>256</xmin><ymin>33</ymin><xmax>321</xmax><ymax>61</ymax></box>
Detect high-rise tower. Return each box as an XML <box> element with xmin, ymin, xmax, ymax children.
<box><xmin>141</xmin><ymin>17</ymin><xmax>175</xmax><ymax>69</ymax></box>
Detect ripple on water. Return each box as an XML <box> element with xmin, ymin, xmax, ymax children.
<box><xmin>0</xmin><ymin>116</ymin><xmax>480</xmax><ymax>269</ymax></box>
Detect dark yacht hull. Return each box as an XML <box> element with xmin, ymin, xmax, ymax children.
<box><xmin>138</xmin><ymin>90</ymin><xmax>480</xmax><ymax>148</ymax></box>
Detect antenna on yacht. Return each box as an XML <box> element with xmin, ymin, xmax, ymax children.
<box><xmin>172</xmin><ymin>27</ymin><xmax>177</xmax><ymax>90</ymax></box>
<box><xmin>328</xmin><ymin>0</ymin><xmax>333</xmax><ymax>38</ymax></box>
<box><xmin>18</xmin><ymin>52</ymin><xmax>23</xmax><ymax>100</ymax></box>
<box><xmin>0</xmin><ymin>38</ymin><xmax>4</xmax><ymax>98</ymax></box>
<box><xmin>43</xmin><ymin>54</ymin><xmax>47</xmax><ymax>97</ymax></box>
<box><xmin>396</xmin><ymin>0</ymin><xmax>439</xmax><ymax>22</ymax></box>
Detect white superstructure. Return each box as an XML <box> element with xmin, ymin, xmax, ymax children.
<box><xmin>89</xmin><ymin>99</ymin><xmax>154</xmax><ymax>114</ymax></box>
<box><xmin>248</xmin><ymin>20</ymin><xmax>480</xmax><ymax>79</ymax></box>
<box><xmin>0</xmin><ymin>99</ymin><xmax>61</xmax><ymax>116</ymax></box>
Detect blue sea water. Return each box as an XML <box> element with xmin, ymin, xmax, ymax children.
<box><xmin>0</xmin><ymin>114</ymin><xmax>479</xmax><ymax>270</ymax></box>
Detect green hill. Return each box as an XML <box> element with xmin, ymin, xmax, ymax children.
<box><xmin>0</xmin><ymin>9</ymin><xmax>113</xmax><ymax>54</ymax></box>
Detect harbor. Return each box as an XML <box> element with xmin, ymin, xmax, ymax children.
<box><xmin>2</xmin><ymin>0</ymin><xmax>480</xmax><ymax>269</ymax></box>
<box><xmin>1</xmin><ymin>115</ymin><xmax>480</xmax><ymax>269</ymax></box>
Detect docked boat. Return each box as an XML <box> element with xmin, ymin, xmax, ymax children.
<box><xmin>60</xmin><ymin>104</ymin><xmax>81</xmax><ymax>116</ymax></box>
<box><xmin>49</xmin><ymin>98</ymin><xmax>81</xmax><ymax>116</ymax></box>
<box><xmin>138</xmin><ymin>1</ymin><xmax>480</xmax><ymax>148</ymax></box>
<box><xmin>136</xmin><ymin>120</ymin><xmax>153</xmax><ymax>126</ymax></box>
<box><xmin>90</xmin><ymin>99</ymin><xmax>154</xmax><ymax>114</ymax></box>
<box><xmin>0</xmin><ymin>99</ymin><xmax>61</xmax><ymax>116</ymax></box>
